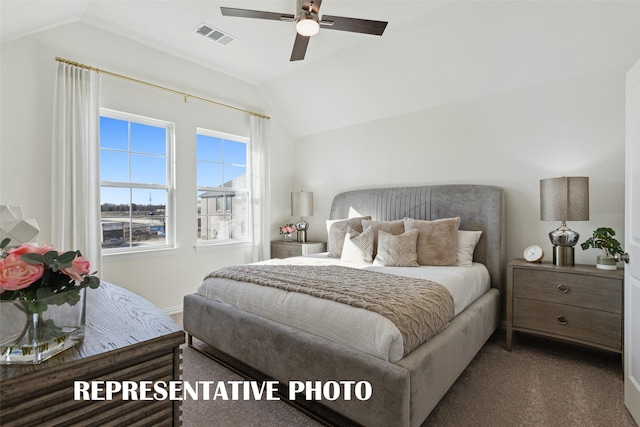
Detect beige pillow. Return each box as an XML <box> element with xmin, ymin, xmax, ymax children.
<box><xmin>326</xmin><ymin>216</ymin><xmax>371</xmax><ymax>257</ymax></box>
<box><xmin>361</xmin><ymin>219</ymin><xmax>405</xmax><ymax>257</ymax></box>
<box><xmin>341</xmin><ymin>226</ymin><xmax>375</xmax><ymax>264</ymax></box>
<box><xmin>403</xmin><ymin>217</ymin><xmax>461</xmax><ymax>266</ymax></box>
<box><xmin>372</xmin><ymin>229</ymin><xmax>419</xmax><ymax>267</ymax></box>
<box><xmin>457</xmin><ymin>230</ymin><xmax>482</xmax><ymax>266</ymax></box>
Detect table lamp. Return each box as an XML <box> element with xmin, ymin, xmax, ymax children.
<box><xmin>291</xmin><ymin>191</ymin><xmax>313</xmax><ymax>243</ymax></box>
<box><xmin>540</xmin><ymin>177</ymin><xmax>589</xmax><ymax>266</ymax></box>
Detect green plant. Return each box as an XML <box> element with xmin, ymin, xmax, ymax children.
<box><xmin>580</xmin><ymin>227</ymin><xmax>624</xmax><ymax>258</ymax></box>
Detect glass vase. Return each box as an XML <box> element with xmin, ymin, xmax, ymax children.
<box><xmin>282</xmin><ymin>233</ymin><xmax>295</xmax><ymax>241</ymax></box>
<box><xmin>0</xmin><ymin>287</ymin><xmax>86</xmax><ymax>364</ymax></box>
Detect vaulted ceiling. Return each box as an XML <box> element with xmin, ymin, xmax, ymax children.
<box><xmin>3</xmin><ymin>1</ymin><xmax>640</xmax><ymax>137</ymax></box>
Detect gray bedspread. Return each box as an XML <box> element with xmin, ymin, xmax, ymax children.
<box><xmin>206</xmin><ymin>264</ymin><xmax>455</xmax><ymax>356</ymax></box>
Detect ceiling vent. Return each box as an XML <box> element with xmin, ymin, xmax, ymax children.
<box><xmin>193</xmin><ymin>23</ymin><xmax>236</xmax><ymax>46</ymax></box>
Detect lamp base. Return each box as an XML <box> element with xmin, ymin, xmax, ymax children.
<box><xmin>295</xmin><ymin>218</ymin><xmax>309</xmax><ymax>243</ymax></box>
<box><xmin>552</xmin><ymin>245</ymin><xmax>575</xmax><ymax>266</ymax></box>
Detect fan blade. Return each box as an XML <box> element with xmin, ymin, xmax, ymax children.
<box><xmin>302</xmin><ymin>0</ymin><xmax>323</xmax><ymax>14</ymax></box>
<box><xmin>290</xmin><ymin>33</ymin><xmax>311</xmax><ymax>61</ymax></box>
<box><xmin>320</xmin><ymin>15</ymin><xmax>388</xmax><ymax>36</ymax></box>
<box><xmin>220</xmin><ymin>7</ymin><xmax>294</xmax><ymax>22</ymax></box>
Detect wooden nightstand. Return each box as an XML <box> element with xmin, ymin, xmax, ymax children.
<box><xmin>506</xmin><ymin>259</ymin><xmax>623</xmax><ymax>353</ymax></box>
<box><xmin>270</xmin><ymin>240</ymin><xmax>326</xmax><ymax>258</ymax></box>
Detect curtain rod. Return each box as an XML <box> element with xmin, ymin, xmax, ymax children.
<box><xmin>55</xmin><ymin>57</ymin><xmax>270</xmax><ymax>120</ymax></box>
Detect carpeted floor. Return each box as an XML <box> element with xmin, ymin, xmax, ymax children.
<box><xmin>174</xmin><ymin>313</ymin><xmax>637</xmax><ymax>427</ymax></box>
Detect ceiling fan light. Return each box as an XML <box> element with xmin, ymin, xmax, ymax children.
<box><xmin>296</xmin><ymin>18</ymin><xmax>319</xmax><ymax>36</ymax></box>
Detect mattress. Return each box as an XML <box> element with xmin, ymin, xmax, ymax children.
<box><xmin>197</xmin><ymin>254</ymin><xmax>490</xmax><ymax>362</ymax></box>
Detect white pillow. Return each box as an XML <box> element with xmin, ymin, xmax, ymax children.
<box><xmin>341</xmin><ymin>227</ymin><xmax>375</xmax><ymax>264</ymax></box>
<box><xmin>457</xmin><ymin>230</ymin><xmax>482</xmax><ymax>267</ymax></box>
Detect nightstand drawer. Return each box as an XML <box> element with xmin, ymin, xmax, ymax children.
<box><xmin>270</xmin><ymin>241</ymin><xmax>327</xmax><ymax>259</ymax></box>
<box><xmin>513</xmin><ymin>269</ymin><xmax>621</xmax><ymax>314</ymax></box>
<box><xmin>513</xmin><ymin>298</ymin><xmax>622</xmax><ymax>350</ymax></box>
<box><xmin>271</xmin><ymin>243</ymin><xmax>304</xmax><ymax>258</ymax></box>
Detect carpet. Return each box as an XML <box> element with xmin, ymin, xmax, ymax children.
<box><xmin>177</xmin><ymin>318</ymin><xmax>637</xmax><ymax>427</ymax></box>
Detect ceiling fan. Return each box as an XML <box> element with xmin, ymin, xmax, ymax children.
<box><xmin>220</xmin><ymin>0</ymin><xmax>388</xmax><ymax>61</ymax></box>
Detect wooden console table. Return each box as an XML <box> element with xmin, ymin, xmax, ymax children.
<box><xmin>0</xmin><ymin>282</ymin><xmax>185</xmax><ymax>426</ymax></box>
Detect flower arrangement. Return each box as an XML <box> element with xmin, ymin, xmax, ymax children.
<box><xmin>279</xmin><ymin>224</ymin><xmax>297</xmax><ymax>235</ymax></box>
<box><xmin>0</xmin><ymin>238</ymin><xmax>100</xmax><ymax>313</ymax></box>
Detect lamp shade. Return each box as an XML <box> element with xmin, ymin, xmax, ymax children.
<box><xmin>291</xmin><ymin>191</ymin><xmax>313</xmax><ymax>217</ymax></box>
<box><xmin>540</xmin><ymin>177</ymin><xmax>589</xmax><ymax>221</ymax></box>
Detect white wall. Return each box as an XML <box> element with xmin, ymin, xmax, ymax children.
<box><xmin>0</xmin><ymin>22</ymin><xmax>296</xmax><ymax>311</ymax></box>
<box><xmin>0</xmin><ymin>19</ymin><xmax>630</xmax><ymax>312</ymax></box>
<box><xmin>294</xmin><ymin>66</ymin><xmax>627</xmax><ymax>267</ymax></box>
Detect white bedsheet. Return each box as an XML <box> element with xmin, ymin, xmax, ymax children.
<box><xmin>197</xmin><ymin>255</ymin><xmax>490</xmax><ymax>362</ymax></box>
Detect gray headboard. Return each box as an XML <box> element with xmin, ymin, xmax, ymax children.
<box><xmin>329</xmin><ymin>185</ymin><xmax>506</xmax><ymax>294</ymax></box>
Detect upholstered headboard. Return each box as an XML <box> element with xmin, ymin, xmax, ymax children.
<box><xmin>329</xmin><ymin>185</ymin><xmax>506</xmax><ymax>294</ymax></box>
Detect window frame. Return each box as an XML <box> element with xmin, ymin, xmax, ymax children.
<box><xmin>99</xmin><ymin>108</ymin><xmax>176</xmax><ymax>255</ymax></box>
<box><xmin>196</xmin><ymin>127</ymin><xmax>251</xmax><ymax>247</ymax></box>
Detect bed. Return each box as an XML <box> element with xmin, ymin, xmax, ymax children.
<box><xmin>184</xmin><ymin>184</ymin><xmax>505</xmax><ymax>426</ymax></box>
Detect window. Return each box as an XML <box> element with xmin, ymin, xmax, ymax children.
<box><xmin>99</xmin><ymin>109</ymin><xmax>174</xmax><ymax>251</ymax></box>
<box><xmin>197</xmin><ymin>128</ymin><xmax>250</xmax><ymax>244</ymax></box>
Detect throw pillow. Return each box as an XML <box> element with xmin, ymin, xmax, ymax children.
<box><xmin>372</xmin><ymin>229</ymin><xmax>419</xmax><ymax>267</ymax></box>
<box><xmin>457</xmin><ymin>230</ymin><xmax>483</xmax><ymax>266</ymax></box>
<box><xmin>403</xmin><ymin>217</ymin><xmax>461</xmax><ymax>266</ymax></box>
<box><xmin>341</xmin><ymin>226</ymin><xmax>375</xmax><ymax>264</ymax></box>
<box><xmin>326</xmin><ymin>216</ymin><xmax>371</xmax><ymax>257</ymax></box>
<box><xmin>361</xmin><ymin>219</ymin><xmax>405</xmax><ymax>257</ymax></box>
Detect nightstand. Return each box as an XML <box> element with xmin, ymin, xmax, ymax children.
<box><xmin>506</xmin><ymin>259</ymin><xmax>623</xmax><ymax>353</ymax></box>
<box><xmin>270</xmin><ymin>240</ymin><xmax>327</xmax><ymax>259</ymax></box>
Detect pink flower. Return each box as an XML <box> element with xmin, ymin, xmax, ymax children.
<box><xmin>8</xmin><ymin>243</ymin><xmax>54</xmax><ymax>256</ymax></box>
<box><xmin>0</xmin><ymin>253</ymin><xmax>45</xmax><ymax>291</ymax></box>
<box><xmin>61</xmin><ymin>255</ymin><xmax>91</xmax><ymax>282</ymax></box>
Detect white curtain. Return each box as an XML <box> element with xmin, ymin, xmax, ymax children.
<box><xmin>249</xmin><ymin>115</ymin><xmax>271</xmax><ymax>262</ymax></box>
<box><xmin>51</xmin><ymin>62</ymin><xmax>102</xmax><ymax>274</ymax></box>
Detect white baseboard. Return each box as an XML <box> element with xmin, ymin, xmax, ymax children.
<box><xmin>164</xmin><ymin>305</ymin><xmax>183</xmax><ymax>315</ymax></box>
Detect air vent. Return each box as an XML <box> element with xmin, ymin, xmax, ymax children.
<box><xmin>193</xmin><ymin>23</ymin><xmax>236</xmax><ymax>46</ymax></box>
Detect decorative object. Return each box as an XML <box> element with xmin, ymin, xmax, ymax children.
<box><xmin>540</xmin><ymin>176</ymin><xmax>589</xmax><ymax>266</ymax></box>
<box><xmin>580</xmin><ymin>227</ymin><xmax>624</xmax><ymax>270</ymax></box>
<box><xmin>523</xmin><ymin>245</ymin><xmax>544</xmax><ymax>263</ymax></box>
<box><xmin>0</xmin><ymin>205</ymin><xmax>40</xmax><ymax>245</ymax></box>
<box><xmin>0</xmin><ymin>239</ymin><xmax>100</xmax><ymax>364</ymax></box>
<box><xmin>291</xmin><ymin>191</ymin><xmax>313</xmax><ymax>243</ymax></box>
<box><xmin>279</xmin><ymin>223</ymin><xmax>296</xmax><ymax>241</ymax></box>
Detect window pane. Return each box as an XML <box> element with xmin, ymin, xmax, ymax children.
<box><xmin>130</xmin><ymin>188</ymin><xmax>167</xmax><ymax>246</ymax></box>
<box><xmin>225</xmin><ymin>140</ymin><xmax>246</xmax><ymax>166</ymax></box>
<box><xmin>197</xmin><ymin>162</ymin><xmax>223</xmax><ymax>187</ymax></box>
<box><xmin>197</xmin><ymin>190</ymin><xmax>248</xmax><ymax>242</ymax></box>
<box><xmin>131</xmin><ymin>122</ymin><xmax>166</xmax><ymax>155</ymax></box>
<box><xmin>100</xmin><ymin>150</ymin><xmax>129</xmax><ymax>182</ymax></box>
<box><xmin>131</xmin><ymin>154</ymin><xmax>166</xmax><ymax>184</ymax></box>
<box><xmin>224</xmin><ymin>165</ymin><xmax>246</xmax><ymax>188</ymax></box>
<box><xmin>100</xmin><ymin>117</ymin><xmax>128</xmax><ymax>150</ymax></box>
<box><xmin>197</xmin><ymin>135</ymin><xmax>223</xmax><ymax>162</ymax></box>
<box><xmin>101</xmin><ymin>187</ymin><xmax>131</xmax><ymax>248</ymax></box>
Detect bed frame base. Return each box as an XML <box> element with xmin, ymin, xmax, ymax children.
<box><xmin>184</xmin><ymin>288</ymin><xmax>499</xmax><ymax>427</ymax></box>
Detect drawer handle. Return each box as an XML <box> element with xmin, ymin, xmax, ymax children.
<box><xmin>557</xmin><ymin>284</ymin><xmax>569</xmax><ymax>293</ymax></box>
<box><xmin>557</xmin><ymin>316</ymin><xmax>568</xmax><ymax>325</ymax></box>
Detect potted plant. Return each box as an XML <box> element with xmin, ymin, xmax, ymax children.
<box><xmin>580</xmin><ymin>227</ymin><xmax>624</xmax><ymax>270</ymax></box>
